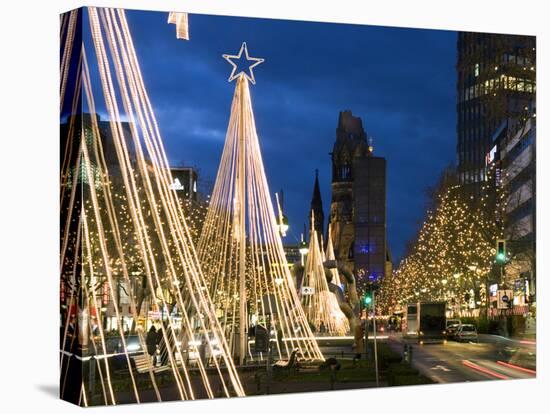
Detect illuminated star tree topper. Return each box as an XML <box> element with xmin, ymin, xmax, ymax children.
<box><xmin>222</xmin><ymin>42</ymin><xmax>264</xmax><ymax>84</ymax></box>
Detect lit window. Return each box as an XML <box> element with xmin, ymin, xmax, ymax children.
<box><xmin>474</xmin><ymin>63</ymin><xmax>480</xmax><ymax>77</ymax></box>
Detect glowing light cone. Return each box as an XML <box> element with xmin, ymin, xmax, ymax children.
<box><xmin>60</xmin><ymin>8</ymin><xmax>244</xmax><ymax>405</ymax></box>
<box><xmin>198</xmin><ymin>43</ymin><xmax>324</xmax><ymax>363</ymax></box>
<box><xmin>302</xmin><ymin>221</ymin><xmax>350</xmax><ymax>336</ymax></box>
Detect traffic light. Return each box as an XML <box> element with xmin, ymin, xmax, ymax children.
<box><xmin>496</xmin><ymin>239</ymin><xmax>506</xmax><ymax>264</ymax></box>
<box><xmin>363</xmin><ymin>292</ymin><xmax>373</xmax><ymax>307</ymax></box>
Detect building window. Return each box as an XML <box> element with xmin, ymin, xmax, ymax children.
<box><xmin>474</xmin><ymin>63</ymin><xmax>480</xmax><ymax>77</ymax></box>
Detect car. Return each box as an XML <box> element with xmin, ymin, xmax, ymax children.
<box><xmin>185</xmin><ymin>333</ymin><xmax>223</xmax><ymax>363</ymax></box>
<box><xmin>445</xmin><ymin>323</ymin><xmax>461</xmax><ymax>339</ymax></box>
<box><xmin>455</xmin><ymin>324</ymin><xmax>478</xmax><ymax>342</ymax></box>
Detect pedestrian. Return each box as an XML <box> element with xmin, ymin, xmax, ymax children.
<box><xmin>146</xmin><ymin>325</ymin><xmax>158</xmax><ymax>366</ymax></box>
<box><xmin>320</xmin><ymin>321</ymin><xmax>326</xmax><ymax>334</ymax></box>
<box><xmin>199</xmin><ymin>335</ymin><xmax>207</xmax><ymax>365</ymax></box>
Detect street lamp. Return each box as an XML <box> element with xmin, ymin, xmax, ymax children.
<box><xmin>277</xmin><ymin>214</ymin><xmax>289</xmax><ymax>237</ymax></box>
<box><xmin>298</xmin><ymin>234</ymin><xmax>309</xmax><ymax>266</ymax></box>
<box><xmin>275</xmin><ymin>192</ymin><xmax>289</xmax><ymax>237</ymax></box>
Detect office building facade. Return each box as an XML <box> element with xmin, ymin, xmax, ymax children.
<box><xmin>457</xmin><ymin>32</ymin><xmax>535</xmax><ymax>194</ymax></box>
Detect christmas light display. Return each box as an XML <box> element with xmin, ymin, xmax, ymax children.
<box><xmin>60</xmin><ymin>8</ymin><xmax>244</xmax><ymax>405</ymax></box>
<box><xmin>197</xmin><ymin>43</ymin><xmax>324</xmax><ymax>364</ymax></box>
<box><xmin>325</xmin><ymin>226</ymin><xmax>342</xmax><ymax>287</ymax></box>
<box><xmin>302</xmin><ymin>220</ymin><xmax>350</xmax><ymax>335</ymax></box>
<box><xmin>168</xmin><ymin>12</ymin><xmax>189</xmax><ymax>40</ymax></box>
<box><xmin>378</xmin><ymin>165</ymin><xmax>506</xmax><ymax>315</ymax></box>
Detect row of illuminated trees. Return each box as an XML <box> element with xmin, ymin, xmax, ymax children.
<box><xmin>377</xmin><ymin>164</ymin><xmax>507</xmax><ymax>315</ymax></box>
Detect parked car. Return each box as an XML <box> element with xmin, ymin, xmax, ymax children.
<box><xmin>446</xmin><ymin>323</ymin><xmax>461</xmax><ymax>339</ymax></box>
<box><xmin>186</xmin><ymin>333</ymin><xmax>223</xmax><ymax>364</ymax></box>
<box><xmin>455</xmin><ymin>324</ymin><xmax>478</xmax><ymax>342</ymax></box>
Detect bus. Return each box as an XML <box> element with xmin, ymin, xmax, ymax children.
<box><xmin>404</xmin><ymin>303</ymin><xmax>418</xmax><ymax>338</ymax></box>
<box><xmin>418</xmin><ymin>302</ymin><xmax>447</xmax><ymax>344</ymax></box>
<box><xmin>404</xmin><ymin>302</ymin><xmax>447</xmax><ymax>343</ymax></box>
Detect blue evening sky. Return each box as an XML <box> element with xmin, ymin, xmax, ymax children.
<box><xmin>98</xmin><ymin>9</ymin><xmax>458</xmax><ymax>261</ymax></box>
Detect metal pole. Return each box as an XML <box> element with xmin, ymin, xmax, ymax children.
<box><xmin>486</xmin><ymin>274</ymin><xmax>490</xmax><ymax>320</ymax></box>
<box><xmin>238</xmin><ymin>75</ymin><xmax>247</xmax><ymax>365</ymax></box>
<box><xmin>266</xmin><ymin>314</ymin><xmax>272</xmax><ymax>394</ymax></box>
<box><xmin>372</xmin><ymin>288</ymin><xmax>379</xmax><ymax>386</ymax></box>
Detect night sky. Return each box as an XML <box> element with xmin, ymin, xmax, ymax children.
<box><xmin>104</xmin><ymin>9</ymin><xmax>458</xmax><ymax>261</ymax></box>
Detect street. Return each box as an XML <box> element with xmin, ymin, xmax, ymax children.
<box><xmin>387</xmin><ymin>333</ymin><xmax>536</xmax><ymax>383</ymax></box>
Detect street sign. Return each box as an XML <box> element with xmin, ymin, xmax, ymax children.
<box><xmin>497</xmin><ymin>289</ymin><xmax>513</xmax><ymax>309</ymax></box>
<box><xmin>301</xmin><ymin>286</ymin><xmax>315</xmax><ymax>296</ymax></box>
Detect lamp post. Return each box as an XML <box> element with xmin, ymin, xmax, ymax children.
<box><xmin>278</xmin><ymin>215</ymin><xmax>289</xmax><ymax>237</ymax></box>
<box><xmin>299</xmin><ymin>233</ymin><xmax>309</xmax><ymax>266</ymax></box>
<box><xmin>275</xmin><ymin>192</ymin><xmax>289</xmax><ymax>237</ymax></box>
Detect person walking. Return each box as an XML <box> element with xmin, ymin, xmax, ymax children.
<box><xmin>146</xmin><ymin>325</ymin><xmax>158</xmax><ymax>366</ymax></box>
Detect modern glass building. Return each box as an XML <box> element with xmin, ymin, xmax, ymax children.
<box><xmin>456</xmin><ymin>32</ymin><xmax>535</xmax><ymax>194</ymax></box>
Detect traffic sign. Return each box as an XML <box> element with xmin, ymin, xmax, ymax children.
<box><xmin>497</xmin><ymin>289</ymin><xmax>513</xmax><ymax>309</ymax></box>
<box><xmin>301</xmin><ymin>286</ymin><xmax>315</xmax><ymax>296</ymax></box>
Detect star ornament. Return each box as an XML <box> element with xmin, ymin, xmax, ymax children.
<box><xmin>223</xmin><ymin>42</ymin><xmax>264</xmax><ymax>85</ymax></box>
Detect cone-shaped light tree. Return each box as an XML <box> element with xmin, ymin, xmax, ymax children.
<box><xmin>302</xmin><ymin>218</ymin><xmax>350</xmax><ymax>336</ymax></box>
<box><xmin>198</xmin><ymin>43</ymin><xmax>324</xmax><ymax>364</ymax></box>
<box><xmin>325</xmin><ymin>226</ymin><xmax>342</xmax><ymax>287</ymax></box>
<box><xmin>60</xmin><ymin>8</ymin><xmax>244</xmax><ymax>405</ymax></box>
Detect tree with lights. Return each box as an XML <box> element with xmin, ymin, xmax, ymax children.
<box><xmin>60</xmin><ymin>8</ymin><xmax>244</xmax><ymax>405</ymax></box>
<box><xmin>197</xmin><ymin>43</ymin><xmax>323</xmax><ymax>364</ymax></box>
<box><xmin>301</xmin><ymin>220</ymin><xmax>349</xmax><ymax>336</ymax></box>
<box><xmin>378</xmin><ymin>165</ymin><xmax>506</xmax><ymax>316</ymax></box>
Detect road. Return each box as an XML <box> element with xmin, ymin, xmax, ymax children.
<box><xmin>387</xmin><ymin>333</ymin><xmax>536</xmax><ymax>384</ymax></box>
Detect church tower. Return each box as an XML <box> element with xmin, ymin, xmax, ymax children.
<box><xmin>309</xmin><ymin>169</ymin><xmax>325</xmax><ymax>241</ymax></box>
<box><xmin>328</xmin><ymin>110</ymin><xmax>390</xmax><ymax>293</ymax></box>
<box><xmin>329</xmin><ymin>111</ymin><xmax>368</xmax><ymax>270</ymax></box>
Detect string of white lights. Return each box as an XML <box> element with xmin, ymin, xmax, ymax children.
<box><xmin>60</xmin><ymin>9</ymin><xmax>78</xmax><ymax>111</ymax></box>
<box><xmin>302</xmin><ymin>221</ymin><xmax>349</xmax><ymax>336</ymax></box>
<box><xmin>325</xmin><ymin>226</ymin><xmax>342</xmax><ymax>287</ymax></box>
<box><xmin>198</xmin><ymin>71</ymin><xmax>324</xmax><ymax>363</ymax></box>
<box><xmin>60</xmin><ymin>7</ymin><xmax>245</xmax><ymax>405</ymax></box>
